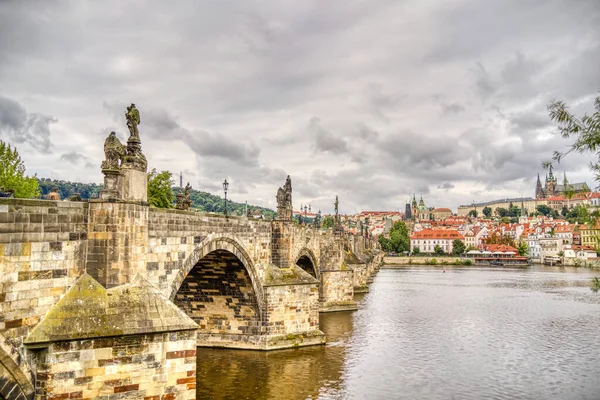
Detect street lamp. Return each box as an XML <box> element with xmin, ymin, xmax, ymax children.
<box><xmin>223</xmin><ymin>179</ymin><xmax>229</xmax><ymax>219</ymax></box>
<box><xmin>304</xmin><ymin>204</ymin><xmax>308</xmax><ymax>225</ymax></box>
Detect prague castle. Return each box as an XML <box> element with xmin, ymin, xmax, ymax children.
<box><xmin>535</xmin><ymin>167</ymin><xmax>589</xmax><ymax>199</ymax></box>
<box><xmin>457</xmin><ymin>169</ymin><xmax>591</xmax><ymax>217</ymax></box>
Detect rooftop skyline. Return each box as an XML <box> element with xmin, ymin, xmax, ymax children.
<box><xmin>1</xmin><ymin>0</ymin><xmax>599</xmax><ymax>214</ymax></box>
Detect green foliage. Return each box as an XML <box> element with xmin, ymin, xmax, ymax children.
<box><xmin>321</xmin><ymin>215</ymin><xmax>335</xmax><ymax>229</ymax></box>
<box><xmin>412</xmin><ymin>247</ymin><xmax>420</xmax><ymax>255</ymax></box>
<box><xmin>495</xmin><ymin>207</ymin><xmax>508</xmax><ymax>218</ymax></box>
<box><xmin>536</xmin><ymin>205</ymin><xmax>551</xmax><ymax>216</ymax></box>
<box><xmin>389</xmin><ymin>221</ymin><xmax>410</xmax><ymax>253</ymax></box>
<box><xmin>451</xmin><ymin>239</ymin><xmax>466</xmax><ymax>255</ymax></box>
<box><xmin>516</xmin><ymin>241</ymin><xmax>529</xmax><ymax>256</ymax></box>
<box><xmin>545</xmin><ymin>95</ymin><xmax>600</xmax><ymax>181</ymax></box>
<box><xmin>434</xmin><ymin>244</ymin><xmax>445</xmax><ymax>255</ymax></box>
<box><xmin>0</xmin><ymin>141</ymin><xmax>39</xmax><ymax>198</ymax></box>
<box><xmin>147</xmin><ymin>169</ymin><xmax>174</xmax><ymax>208</ymax></box>
<box><xmin>378</xmin><ymin>235</ymin><xmax>394</xmax><ymax>252</ymax></box>
<box><xmin>482</xmin><ymin>206</ymin><xmax>492</xmax><ymax>218</ymax></box>
<box><xmin>507</xmin><ymin>202</ymin><xmax>521</xmax><ymax>218</ymax></box>
<box><xmin>485</xmin><ymin>234</ymin><xmax>517</xmax><ymax>247</ymax></box>
<box><xmin>591</xmin><ymin>277</ymin><xmax>600</xmax><ymax>293</ymax></box>
<box><xmin>38</xmin><ymin>178</ymin><xmax>103</xmax><ymax>199</ymax></box>
<box><xmin>468</xmin><ymin>209</ymin><xmax>478</xmax><ymax>218</ymax></box>
<box><xmin>178</xmin><ymin>186</ymin><xmax>276</xmax><ymax>219</ymax></box>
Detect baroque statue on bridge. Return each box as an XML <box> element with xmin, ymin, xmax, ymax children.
<box><xmin>101</xmin><ymin>131</ymin><xmax>124</xmax><ymax>171</ymax></box>
<box><xmin>276</xmin><ymin>175</ymin><xmax>293</xmax><ymax>221</ymax></box>
<box><xmin>125</xmin><ymin>103</ymin><xmax>141</xmax><ymax>142</ymax></box>
<box><xmin>122</xmin><ymin>103</ymin><xmax>147</xmax><ymax>170</ymax></box>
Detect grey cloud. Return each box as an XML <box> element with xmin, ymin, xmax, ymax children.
<box><xmin>0</xmin><ymin>96</ymin><xmax>55</xmax><ymax>153</ymax></box>
<box><xmin>442</xmin><ymin>103</ymin><xmax>465</xmax><ymax>114</ymax></box>
<box><xmin>184</xmin><ymin>130</ymin><xmax>261</xmax><ymax>167</ymax></box>
<box><xmin>472</xmin><ymin>62</ymin><xmax>496</xmax><ymax>101</ymax></box>
<box><xmin>1</xmin><ymin>0</ymin><xmax>599</xmax><ymax>212</ymax></box>
<box><xmin>437</xmin><ymin>182</ymin><xmax>455</xmax><ymax>190</ymax></box>
<box><xmin>309</xmin><ymin>117</ymin><xmax>348</xmax><ymax>155</ymax></box>
<box><xmin>60</xmin><ymin>151</ymin><xmax>94</xmax><ymax>168</ymax></box>
<box><xmin>355</xmin><ymin>123</ymin><xmax>379</xmax><ymax>141</ymax></box>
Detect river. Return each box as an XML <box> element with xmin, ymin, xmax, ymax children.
<box><xmin>196</xmin><ymin>266</ymin><xmax>600</xmax><ymax>400</ymax></box>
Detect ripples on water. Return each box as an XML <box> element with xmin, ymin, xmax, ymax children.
<box><xmin>197</xmin><ymin>266</ymin><xmax>600</xmax><ymax>400</ymax></box>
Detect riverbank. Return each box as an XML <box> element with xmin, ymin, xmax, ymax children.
<box><xmin>383</xmin><ymin>256</ymin><xmax>471</xmax><ymax>266</ymax></box>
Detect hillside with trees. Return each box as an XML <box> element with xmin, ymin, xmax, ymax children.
<box><xmin>37</xmin><ymin>178</ymin><xmax>276</xmax><ymax>219</ymax></box>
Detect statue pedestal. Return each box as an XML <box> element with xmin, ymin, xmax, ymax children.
<box><xmin>100</xmin><ymin>169</ymin><xmax>122</xmax><ymax>200</ymax></box>
<box><xmin>121</xmin><ymin>165</ymin><xmax>147</xmax><ymax>202</ymax></box>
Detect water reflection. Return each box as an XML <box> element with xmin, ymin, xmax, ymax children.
<box><xmin>197</xmin><ymin>311</ymin><xmax>351</xmax><ymax>400</ymax></box>
<box><xmin>197</xmin><ymin>266</ymin><xmax>600</xmax><ymax>400</ymax></box>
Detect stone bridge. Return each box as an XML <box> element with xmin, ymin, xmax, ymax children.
<box><xmin>0</xmin><ymin>199</ymin><xmax>381</xmax><ymax>399</ymax></box>
<box><xmin>0</xmin><ymin>105</ymin><xmax>381</xmax><ymax>398</ymax></box>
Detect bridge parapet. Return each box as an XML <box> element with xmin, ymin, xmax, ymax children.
<box><xmin>0</xmin><ymin>198</ymin><xmax>88</xmax><ymax>394</ymax></box>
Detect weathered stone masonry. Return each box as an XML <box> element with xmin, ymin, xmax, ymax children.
<box><xmin>0</xmin><ymin>197</ymin><xmax>380</xmax><ymax>398</ymax></box>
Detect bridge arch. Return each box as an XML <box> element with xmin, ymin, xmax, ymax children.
<box><xmin>0</xmin><ymin>345</ymin><xmax>34</xmax><ymax>400</ymax></box>
<box><xmin>169</xmin><ymin>234</ymin><xmax>264</xmax><ymax>336</ymax></box>
<box><xmin>295</xmin><ymin>248</ymin><xmax>319</xmax><ymax>279</ymax></box>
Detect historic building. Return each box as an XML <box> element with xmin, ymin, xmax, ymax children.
<box><xmin>411</xmin><ymin>194</ymin><xmax>432</xmax><ymax>220</ymax></box>
<box><xmin>410</xmin><ymin>229</ymin><xmax>464</xmax><ymax>253</ymax></box>
<box><xmin>535</xmin><ymin>167</ymin><xmax>589</xmax><ymax>199</ymax></box>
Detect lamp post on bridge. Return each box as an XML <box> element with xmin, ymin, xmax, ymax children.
<box><xmin>223</xmin><ymin>179</ymin><xmax>229</xmax><ymax>219</ymax></box>
<box><xmin>304</xmin><ymin>204</ymin><xmax>308</xmax><ymax>226</ymax></box>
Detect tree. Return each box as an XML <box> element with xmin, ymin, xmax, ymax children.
<box><xmin>545</xmin><ymin>95</ymin><xmax>600</xmax><ymax>181</ymax></box>
<box><xmin>0</xmin><ymin>141</ymin><xmax>39</xmax><ymax>198</ymax></box>
<box><xmin>561</xmin><ymin>206</ymin><xmax>569</xmax><ymax>217</ymax></box>
<box><xmin>468</xmin><ymin>210</ymin><xmax>478</xmax><ymax>218</ymax></box>
<box><xmin>536</xmin><ymin>204</ymin><xmax>551</xmax><ymax>216</ymax></box>
<box><xmin>495</xmin><ymin>207</ymin><xmax>508</xmax><ymax>218</ymax></box>
<box><xmin>434</xmin><ymin>245</ymin><xmax>445</xmax><ymax>255</ymax></box>
<box><xmin>322</xmin><ymin>215</ymin><xmax>335</xmax><ymax>229</ymax></box>
<box><xmin>389</xmin><ymin>221</ymin><xmax>410</xmax><ymax>253</ymax></box>
<box><xmin>507</xmin><ymin>203</ymin><xmax>520</xmax><ymax>218</ymax></box>
<box><xmin>517</xmin><ymin>241</ymin><xmax>529</xmax><ymax>256</ymax></box>
<box><xmin>378</xmin><ymin>235</ymin><xmax>393</xmax><ymax>252</ymax></box>
<box><xmin>482</xmin><ymin>206</ymin><xmax>492</xmax><ymax>218</ymax></box>
<box><xmin>451</xmin><ymin>239</ymin><xmax>466</xmax><ymax>255</ymax></box>
<box><xmin>412</xmin><ymin>247</ymin><xmax>420</xmax><ymax>255</ymax></box>
<box><xmin>147</xmin><ymin>169</ymin><xmax>174</xmax><ymax>208</ymax></box>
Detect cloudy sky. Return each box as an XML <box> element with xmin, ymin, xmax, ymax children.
<box><xmin>1</xmin><ymin>0</ymin><xmax>599</xmax><ymax>214</ymax></box>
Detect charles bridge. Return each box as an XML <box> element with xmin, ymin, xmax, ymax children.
<box><xmin>0</xmin><ymin>105</ymin><xmax>382</xmax><ymax>399</ymax></box>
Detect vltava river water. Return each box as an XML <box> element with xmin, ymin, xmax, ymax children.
<box><xmin>197</xmin><ymin>266</ymin><xmax>600</xmax><ymax>400</ymax></box>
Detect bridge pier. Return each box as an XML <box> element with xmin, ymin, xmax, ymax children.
<box><xmin>24</xmin><ymin>274</ymin><xmax>197</xmax><ymax>399</ymax></box>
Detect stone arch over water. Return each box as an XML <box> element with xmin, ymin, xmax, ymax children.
<box><xmin>0</xmin><ymin>346</ymin><xmax>34</xmax><ymax>400</ymax></box>
<box><xmin>296</xmin><ymin>248</ymin><xmax>319</xmax><ymax>279</ymax></box>
<box><xmin>171</xmin><ymin>236</ymin><xmax>263</xmax><ymax>336</ymax></box>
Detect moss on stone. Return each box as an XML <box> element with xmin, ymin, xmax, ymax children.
<box><xmin>264</xmin><ymin>264</ymin><xmax>318</xmax><ymax>286</ymax></box>
<box><xmin>25</xmin><ymin>273</ymin><xmax>198</xmax><ymax>346</ymax></box>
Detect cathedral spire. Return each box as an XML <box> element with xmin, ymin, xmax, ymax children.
<box><xmin>536</xmin><ymin>172</ymin><xmax>543</xmax><ymax>199</ymax></box>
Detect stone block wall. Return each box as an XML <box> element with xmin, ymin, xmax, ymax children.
<box><xmin>34</xmin><ymin>331</ymin><xmax>196</xmax><ymax>399</ymax></box>
<box><xmin>0</xmin><ymin>199</ymin><xmax>88</xmax><ymax>382</ymax></box>
<box><xmin>264</xmin><ymin>283</ymin><xmax>320</xmax><ymax>336</ymax></box>
<box><xmin>350</xmin><ymin>263</ymin><xmax>369</xmax><ymax>292</ymax></box>
<box><xmin>147</xmin><ymin>209</ymin><xmax>272</xmax><ymax>294</ymax></box>
<box><xmin>319</xmin><ymin>270</ymin><xmax>356</xmax><ymax>312</ymax></box>
<box><xmin>86</xmin><ymin>201</ymin><xmax>148</xmax><ymax>288</ymax></box>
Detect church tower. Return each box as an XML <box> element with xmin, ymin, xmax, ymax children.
<box><xmin>535</xmin><ymin>173</ymin><xmax>543</xmax><ymax>199</ymax></box>
<box><xmin>545</xmin><ymin>166</ymin><xmax>557</xmax><ymax>197</ymax></box>
<box><xmin>411</xmin><ymin>194</ymin><xmax>418</xmax><ymax>220</ymax></box>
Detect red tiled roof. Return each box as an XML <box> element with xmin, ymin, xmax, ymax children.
<box><xmin>411</xmin><ymin>229</ymin><xmax>464</xmax><ymax>240</ymax></box>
